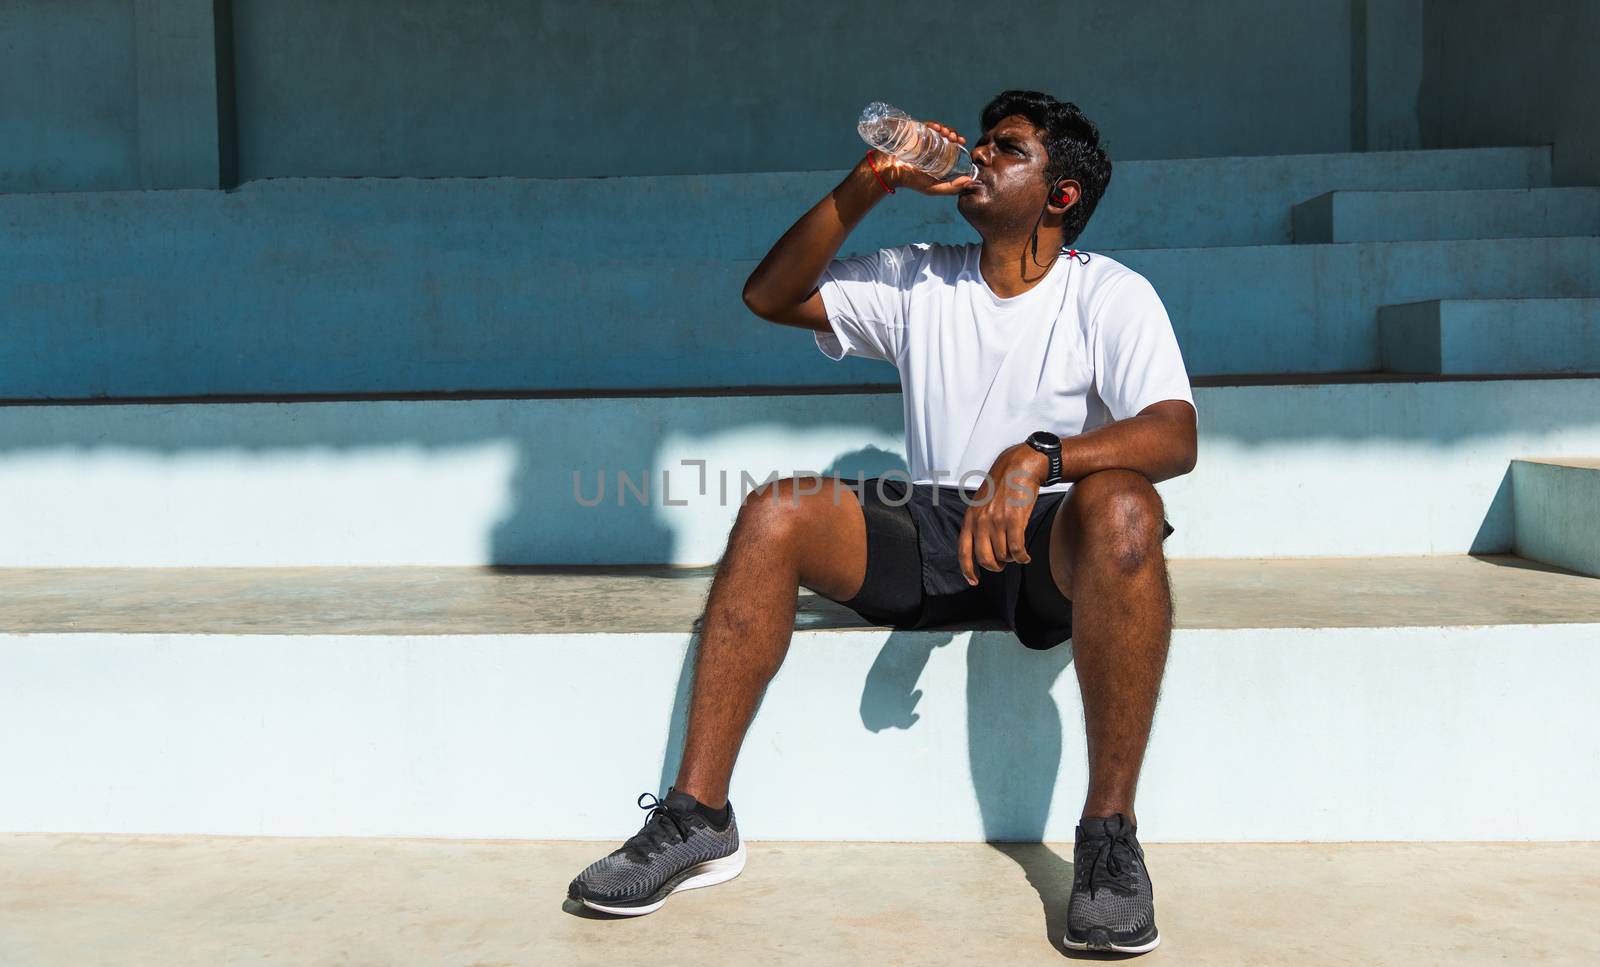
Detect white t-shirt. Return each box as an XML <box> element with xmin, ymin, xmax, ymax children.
<box><xmin>815</xmin><ymin>241</ymin><xmax>1195</xmax><ymax>495</ymax></box>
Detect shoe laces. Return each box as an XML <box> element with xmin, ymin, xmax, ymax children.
<box><xmin>621</xmin><ymin>792</ymin><xmax>694</xmax><ymax>861</ymax></box>
<box><xmin>1076</xmin><ymin>816</ymin><xmax>1142</xmax><ymax>899</ymax></box>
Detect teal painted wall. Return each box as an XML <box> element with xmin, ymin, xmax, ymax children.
<box><xmin>0</xmin><ymin>0</ymin><xmax>140</xmax><ymax>192</ymax></box>
<box><xmin>5</xmin><ymin>0</ymin><xmax>1368</xmax><ymax>191</ymax></box>
<box><xmin>9</xmin><ymin>1</ymin><xmax>1591</xmax><ymax>192</ymax></box>
<box><xmin>0</xmin><ymin>0</ymin><xmax>230</xmax><ymax>193</ymax></box>
<box><xmin>1419</xmin><ymin>0</ymin><xmax>1600</xmax><ymax>185</ymax></box>
<box><xmin>229</xmin><ymin>0</ymin><xmax>1356</xmax><ymax>180</ymax></box>
<box><xmin>3</xmin><ymin>2</ymin><xmax>1592</xmax><ymax>401</ymax></box>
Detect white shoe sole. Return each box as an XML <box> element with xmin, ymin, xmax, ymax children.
<box><xmin>1063</xmin><ymin>929</ymin><xmax>1161</xmax><ymax>954</ymax></box>
<box><xmin>580</xmin><ymin>841</ymin><xmax>747</xmax><ymax>917</ymax></box>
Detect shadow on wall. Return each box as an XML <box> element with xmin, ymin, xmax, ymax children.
<box><xmin>967</xmin><ymin>630</ymin><xmax>1083</xmax><ymax>955</ymax></box>
<box><xmin>1471</xmin><ymin>465</ymin><xmax>1513</xmax><ymax>555</ymax></box>
<box><xmin>863</xmin><ymin>626</ymin><xmax>1085</xmax><ymax>956</ymax></box>
<box><xmin>474</xmin><ymin>387</ymin><xmax>1540</xmax><ymax>568</ymax></box>
<box><xmin>655</xmin><ymin>623</ymin><xmax>1086</xmax><ymax>952</ymax></box>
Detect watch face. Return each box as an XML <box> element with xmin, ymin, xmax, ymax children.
<box><xmin>1028</xmin><ymin>430</ymin><xmax>1061</xmax><ymax>451</ymax></box>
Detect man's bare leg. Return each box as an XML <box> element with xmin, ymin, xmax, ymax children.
<box><xmin>673</xmin><ymin>476</ymin><xmax>872</xmax><ymax>809</ymax></box>
<box><xmin>1044</xmin><ymin>468</ymin><xmax>1173</xmax><ymax>826</ymax></box>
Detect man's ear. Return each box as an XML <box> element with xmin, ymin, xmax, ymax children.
<box><xmin>1048</xmin><ymin>179</ymin><xmax>1082</xmax><ymax>210</ymax></box>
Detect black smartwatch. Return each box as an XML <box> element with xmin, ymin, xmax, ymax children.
<box><xmin>1026</xmin><ymin>430</ymin><xmax>1064</xmax><ymax>486</ymax></box>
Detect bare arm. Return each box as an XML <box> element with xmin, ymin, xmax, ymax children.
<box><xmin>956</xmin><ymin>400</ymin><xmax>1198</xmax><ymax>584</ymax></box>
<box><xmin>1054</xmin><ymin>399</ymin><xmax>1198</xmax><ymax>484</ymax></box>
<box><xmin>983</xmin><ymin>401</ymin><xmax>1199</xmax><ymax>495</ymax></box>
<box><xmin>742</xmin><ymin>124</ymin><xmax>974</xmax><ymax>332</ymax></box>
<box><xmin>741</xmin><ymin>156</ymin><xmax>891</xmax><ymax>332</ymax></box>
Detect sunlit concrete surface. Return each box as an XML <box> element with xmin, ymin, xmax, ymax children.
<box><xmin>0</xmin><ymin>834</ymin><xmax>1596</xmax><ymax>966</ymax></box>
<box><xmin>1</xmin><ymin>554</ymin><xmax>1597</xmax><ymax>635</ymax></box>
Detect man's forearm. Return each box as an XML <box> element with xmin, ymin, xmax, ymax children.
<box><xmin>1055</xmin><ymin>403</ymin><xmax>1198</xmax><ymax>485</ymax></box>
<box><xmin>742</xmin><ymin>156</ymin><xmax>888</xmax><ymax>316</ymax></box>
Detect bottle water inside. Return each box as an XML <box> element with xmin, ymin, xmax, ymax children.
<box><xmin>856</xmin><ymin>101</ymin><xmax>975</xmax><ymax>182</ymax></box>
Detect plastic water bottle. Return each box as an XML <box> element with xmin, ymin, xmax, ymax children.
<box><xmin>856</xmin><ymin>101</ymin><xmax>975</xmax><ymax>182</ymax></box>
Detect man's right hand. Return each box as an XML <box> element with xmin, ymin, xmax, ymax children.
<box><xmin>871</xmin><ymin>121</ymin><xmax>976</xmax><ymax>196</ymax></box>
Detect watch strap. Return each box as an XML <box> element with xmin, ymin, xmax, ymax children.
<box><xmin>1026</xmin><ymin>431</ymin><xmax>1065</xmax><ymax>486</ymax></box>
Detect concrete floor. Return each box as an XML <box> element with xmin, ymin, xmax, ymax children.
<box><xmin>1</xmin><ymin>554</ymin><xmax>1597</xmax><ymax>635</ymax></box>
<box><xmin>0</xmin><ymin>835</ymin><xmax>1596</xmax><ymax>966</ymax></box>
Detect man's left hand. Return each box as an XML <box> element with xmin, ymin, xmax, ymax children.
<box><xmin>956</xmin><ymin>443</ymin><xmax>1051</xmax><ymax>586</ymax></box>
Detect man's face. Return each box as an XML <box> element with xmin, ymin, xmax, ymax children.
<box><xmin>957</xmin><ymin>114</ymin><xmax>1053</xmax><ymax>230</ymax></box>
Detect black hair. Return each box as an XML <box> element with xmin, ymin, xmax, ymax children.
<box><xmin>979</xmin><ymin>90</ymin><xmax>1112</xmax><ymax>246</ymax></box>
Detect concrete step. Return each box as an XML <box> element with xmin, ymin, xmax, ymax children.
<box><xmin>1119</xmin><ymin>236</ymin><xmax>1600</xmax><ymax>376</ymax></box>
<box><xmin>1087</xmin><ymin>146</ymin><xmax>1552</xmax><ymax>250</ymax></box>
<box><xmin>1294</xmin><ymin>187</ymin><xmax>1600</xmax><ymax>243</ymax></box>
<box><xmin>2</xmin><ymin>557</ymin><xmax>1597</xmax><ymax>842</ymax></box>
<box><xmin>5</xmin><ymin>236</ymin><xmax>1600</xmax><ymax>397</ymax></box>
<box><xmin>1</xmin><ymin>144</ymin><xmax>1551</xmax><ymax>260</ymax></box>
<box><xmin>1513</xmin><ymin>458</ymin><xmax>1600</xmax><ymax>577</ymax></box>
<box><xmin>1380</xmin><ymin>298</ymin><xmax>1600</xmax><ymax>374</ymax></box>
<box><xmin>2</xmin><ymin>835</ymin><xmax>1595</xmax><ymax>966</ymax></box>
<box><xmin>3</xmin><ymin>378</ymin><xmax>1598</xmax><ymax>566</ymax></box>
<box><xmin>6</xmin><ymin>161</ymin><xmax>1587</xmax><ymax>398</ymax></box>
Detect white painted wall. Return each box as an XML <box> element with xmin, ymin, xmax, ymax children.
<box><xmin>3</xmin><ymin>624</ymin><xmax>1596</xmax><ymax>842</ymax></box>
<box><xmin>2</xmin><ymin>379</ymin><xmax>1597</xmax><ymax>565</ymax></box>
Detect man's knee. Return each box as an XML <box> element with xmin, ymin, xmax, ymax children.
<box><xmin>731</xmin><ymin>475</ymin><xmax>868</xmax><ymax>600</ymax></box>
<box><xmin>1068</xmin><ymin>469</ymin><xmax>1165</xmax><ymax>576</ymax></box>
<box><xmin>736</xmin><ymin>475</ymin><xmax>831</xmax><ymax>536</ymax></box>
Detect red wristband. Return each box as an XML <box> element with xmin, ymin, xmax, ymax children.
<box><xmin>865</xmin><ymin>150</ymin><xmax>895</xmax><ymax>195</ymax></box>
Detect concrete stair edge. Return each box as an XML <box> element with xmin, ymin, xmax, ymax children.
<box><xmin>1380</xmin><ymin>298</ymin><xmax>1600</xmax><ymax>375</ymax></box>
<box><xmin>1293</xmin><ymin>185</ymin><xmax>1600</xmax><ymax>243</ymax></box>
<box><xmin>1512</xmin><ymin>457</ymin><xmax>1600</xmax><ymax>577</ymax></box>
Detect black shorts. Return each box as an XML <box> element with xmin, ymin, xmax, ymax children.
<box><xmin>831</xmin><ymin>476</ymin><xmax>1174</xmax><ymax>651</ymax></box>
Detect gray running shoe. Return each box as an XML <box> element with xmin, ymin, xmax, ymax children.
<box><xmin>567</xmin><ymin>788</ymin><xmax>746</xmax><ymax>916</ymax></box>
<box><xmin>1063</xmin><ymin>813</ymin><xmax>1161</xmax><ymax>954</ymax></box>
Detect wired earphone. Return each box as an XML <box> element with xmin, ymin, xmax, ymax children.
<box><xmin>1028</xmin><ymin>179</ymin><xmax>1091</xmax><ymax>269</ymax></box>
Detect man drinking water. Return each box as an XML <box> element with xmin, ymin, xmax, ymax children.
<box><xmin>568</xmin><ymin>89</ymin><xmax>1197</xmax><ymax>956</ymax></box>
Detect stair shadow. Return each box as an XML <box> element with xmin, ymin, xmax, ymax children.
<box><xmin>1470</xmin><ymin>464</ymin><xmax>1514</xmax><ymax>554</ymax></box>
